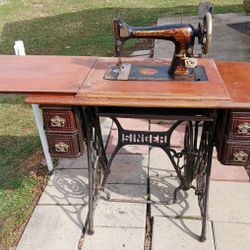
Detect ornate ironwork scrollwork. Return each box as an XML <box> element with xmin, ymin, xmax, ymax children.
<box><xmin>50</xmin><ymin>115</ymin><xmax>66</xmax><ymax>127</ymax></box>
<box><xmin>82</xmin><ymin>106</ymin><xmax>217</xmax><ymax>242</ymax></box>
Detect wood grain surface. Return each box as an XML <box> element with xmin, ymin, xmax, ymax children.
<box><xmin>216</xmin><ymin>61</ymin><xmax>250</xmax><ymax>104</ymax></box>
<box><xmin>0</xmin><ymin>55</ymin><xmax>246</xmax><ymax>109</ymax></box>
<box><xmin>76</xmin><ymin>57</ymin><xmax>230</xmax><ymax>102</ymax></box>
<box><xmin>0</xmin><ymin>55</ymin><xmax>96</xmax><ymax>93</ymax></box>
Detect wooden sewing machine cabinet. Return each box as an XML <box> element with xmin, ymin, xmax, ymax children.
<box><xmin>1</xmin><ymin>55</ymin><xmax>250</xmax><ymax>241</ymax></box>
<box><xmin>39</xmin><ymin>105</ymin><xmax>250</xmax><ymax>167</ymax></box>
<box><xmin>21</xmin><ymin>57</ymin><xmax>250</xmax><ymax>167</ymax></box>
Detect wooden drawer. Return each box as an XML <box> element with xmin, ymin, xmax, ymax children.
<box><xmin>217</xmin><ymin>139</ymin><xmax>250</xmax><ymax>166</ymax></box>
<box><xmin>47</xmin><ymin>133</ymin><xmax>84</xmax><ymax>158</ymax></box>
<box><xmin>226</xmin><ymin>111</ymin><xmax>250</xmax><ymax>140</ymax></box>
<box><xmin>42</xmin><ymin>106</ymin><xmax>77</xmax><ymax>133</ymax></box>
<box><xmin>41</xmin><ymin>106</ymin><xmax>84</xmax><ymax>158</ymax></box>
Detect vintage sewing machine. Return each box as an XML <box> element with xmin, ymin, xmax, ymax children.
<box><xmin>104</xmin><ymin>12</ymin><xmax>212</xmax><ymax>81</ymax></box>
<box><xmin>1</xmin><ymin>11</ymin><xmax>250</xmax><ymax>245</ymax></box>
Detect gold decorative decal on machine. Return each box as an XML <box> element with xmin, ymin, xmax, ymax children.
<box><xmin>120</xmin><ymin>26</ymin><xmax>129</xmax><ymax>38</ymax></box>
<box><xmin>233</xmin><ymin>151</ymin><xmax>248</xmax><ymax>162</ymax></box>
<box><xmin>50</xmin><ymin>115</ymin><xmax>66</xmax><ymax>127</ymax></box>
<box><xmin>237</xmin><ymin>122</ymin><xmax>250</xmax><ymax>134</ymax></box>
<box><xmin>55</xmin><ymin>142</ymin><xmax>70</xmax><ymax>152</ymax></box>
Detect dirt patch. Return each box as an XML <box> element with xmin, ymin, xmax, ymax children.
<box><xmin>18</xmin><ymin>150</ymin><xmax>49</xmax><ymax>176</ymax></box>
<box><xmin>144</xmin><ymin>213</ymin><xmax>153</xmax><ymax>250</ymax></box>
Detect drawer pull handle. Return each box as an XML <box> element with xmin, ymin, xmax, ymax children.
<box><xmin>238</xmin><ymin>122</ymin><xmax>250</xmax><ymax>134</ymax></box>
<box><xmin>233</xmin><ymin>151</ymin><xmax>248</xmax><ymax>162</ymax></box>
<box><xmin>51</xmin><ymin>116</ymin><xmax>66</xmax><ymax>127</ymax></box>
<box><xmin>55</xmin><ymin>142</ymin><xmax>70</xmax><ymax>152</ymax></box>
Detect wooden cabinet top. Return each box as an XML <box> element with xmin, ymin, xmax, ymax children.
<box><xmin>0</xmin><ymin>55</ymin><xmax>249</xmax><ymax>109</ymax></box>
<box><xmin>0</xmin><ymin>55</ymin><xmax>97</xmax><ymax>93</ymax></box>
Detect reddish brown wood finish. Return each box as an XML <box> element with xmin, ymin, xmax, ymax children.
<box><xmin>216</xmin><ymin>61</ymin><xmax>250</xmax><ymax>104</ymax></box>
<box><xmin>25</xmin><ymin>94</ymin><xmax>76</xmax><ymax>105</ymax></box>
<box><xmin>226</xmin><ymin>111</ymin><xmax>250</xmax><ymax>140</ymax></box>
<box><xmin>216</xmin><ymin>110</ymin><xmax>250</xmax><ymax>166</ymax></box>
<box><xmin>46</xmin><ymin>132</ymin><xmax>83</xmax><ymax>158</ymax></box>
<box><xmin>25</xmin><ymin>93</ymin><xmax>231</xmax><ymax>108</ymax></box>
<box><xmin>217</xmin><ymin>139</ymin><xmax>250</xmax><ymax>166</ymax></box>
<box><xmin>5</xmin><ymin>56</ymin><xmax>247</xmax><ymax>165</ymax></box>
<box><xmin>40</xmin><ymin>106</ymin><xmax>84</xmax><ymax>158</ymax></box>
<box><xmin>76</xmin><ymin>57</ymin><xmax>230</xmax><ymax>103</ymax></box>
<box><xmin>0</xmin><ymin>57</ymin><xmax>244</xmax><ymax>109</ymax></box>
<box><xmin>0</xmin><ymin>55</ymin><xmax>96</xmax><ymax>93</ymax></box>
<box><xmin>42</xmin><ymin>106</ymin><xmax>78</xmax><ymax>133</ymax></box>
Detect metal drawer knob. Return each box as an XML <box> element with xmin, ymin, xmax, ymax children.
<box><xmin>233</xmin><ymin>151</ymin><xmax>248</xmax><ymax>162</ymax></box>
<box><xmin>50</xmin><ymin>116</ymin><xmax>66</xmax><ymax>127</ymax></box>
<box><xmin>55</xmin><ymin>142</ymin><xmax>70</xmax><ymax>152</ymax></box>
<box><xmin>238</xmin><ymin>122</ymin><xmax>250</xmax><ymax>134</ymax></box>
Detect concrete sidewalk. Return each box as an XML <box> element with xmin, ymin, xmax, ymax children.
<box><xmin>16</xmin><ymin>119</ymin><xmax>250</xmax><ymax>250</ymax></box>
<box><xmin>154</xmin><ymin>13</ymin><xmax>250</xmax><ymax>61</ymax></box>
<box><xmin>16</xmin><ymin>13</ymin><xmax>250</xmax><ymax>250</ymax></box>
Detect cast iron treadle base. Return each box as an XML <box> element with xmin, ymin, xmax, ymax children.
<box><xmin>81</xmin><ymin>107</ymin><xmax>218</xmax><ymax>242</ymax></box>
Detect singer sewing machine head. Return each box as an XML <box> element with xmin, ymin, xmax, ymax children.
<box><xmin>104</xmin><ymin>12</ymin><xmax>212</xmax><ymax>81</ymax></box>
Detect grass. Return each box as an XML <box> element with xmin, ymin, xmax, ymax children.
<box><xmin>0</xmin><ymin>1</ymin><xmax>243</xmax><ymax>56</ymax></box>
<box><xmin>0</xmin><ymin>0</ymin><xmax>243</xmax><ymax>249</ymax></box>
<box><xmin>0</xmin><ymin>97</ymin><xmax>48</xmax><ymax>249</ymax></box>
